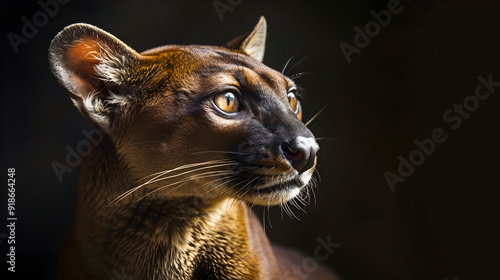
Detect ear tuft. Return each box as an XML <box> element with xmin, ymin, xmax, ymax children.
<box><xmin>82</xmin><ymin>90</ymin><xmax>113</xmax><ymax>128</ymax></box>
<box><xmin>49</xmin><ymin>23</ymin><xmax>140</xmax><ymax>130</ymax></box>
<box><xmin>227</xmin><ymin>16</ymin><xmax>267</xmax><ymax>62</ymax></box>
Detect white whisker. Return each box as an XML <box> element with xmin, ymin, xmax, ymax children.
<box><xmin>286</xmin><ymin>54</ymin><xmax>311</xmax><ymax>76</ymax></box>
<box><xmin>108</xmin><ymin>160</ymin><xmax>235</xmax><ymax>207</ymax></box>
<box><xmin>305</xmin><ymin>100</ymin><xmax>331</xmax><ymax>127</ymax></box>
<box><xmin>128</xmin><ymin>170</ymin><xmax>232</xmax><ymax>207</ymax></box>
<box><xmin>191</xmin><ymin>150</ymin><xmax>248</xmax><ymax>156</ymax></box>
<box><xmin>315</xmin><ymin>137</ymin><xmax>334</xmax><ymax>142</ymax></box>
<box><xmin>139</xmin><ymin>159</ymin><xmax>230</xmax><ymax>181</ymax></box>
<box><xmin>281</xmin><ymin>55</ymin><xmax>295</xmax><ymax>74</ymax></box>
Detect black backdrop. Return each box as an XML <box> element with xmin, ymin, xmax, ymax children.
<box><xmin>1</xmin><ymin>0</ymin><xmax>500</xmax><ymax>279</ymax></box>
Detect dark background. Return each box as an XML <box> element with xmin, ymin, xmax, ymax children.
<box><xmin>1</xmin><ymin>0</ymin><xmax>499</xmax><ymax>279</ymax></box>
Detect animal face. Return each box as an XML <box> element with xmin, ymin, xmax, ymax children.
<box><xmin>49</xmin><ymin>17</ymin><xmax>319</xmax><ymax>206</ymax></box>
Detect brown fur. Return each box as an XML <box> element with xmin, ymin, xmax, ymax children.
<box><xmin>50</xmin><ymin>17</ymin><xmax>339</xmax><ymax>280</ymax></box>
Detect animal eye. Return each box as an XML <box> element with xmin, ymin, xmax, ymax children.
<box><xmin>213</xmin><ymin>92</ymin><xmax>240</xmax><ymax>114</ymax></box>
<box><xmin>287</xmin><ymin>91</ymin><xmax>302</xmax><ymax>120</ymax></box>
<box><xmin>287</xmin><ymin>91</ymin><xmax>298</xmax><ymax>111</ymax></box>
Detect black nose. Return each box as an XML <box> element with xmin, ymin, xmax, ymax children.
<box><xmin>281</xmin><ymin>137</ymin><xmax>319</xmax><ymax>174</ymax></box>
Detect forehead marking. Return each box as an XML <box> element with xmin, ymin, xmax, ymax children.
<box><xmin>238</xmin><ymin>67</ymin><xmax>289</xmax><ymax>98</ymax></box>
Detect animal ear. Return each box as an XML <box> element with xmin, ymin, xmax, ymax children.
<box><xmin>226</xmin><ymin>16</ymin><xmax>267</xmax><ymax>62</ymax></box>
<box><xmin>49</xmin><ymin>23</ymin><xmax>140</xmax><ymax>131</ymax></box>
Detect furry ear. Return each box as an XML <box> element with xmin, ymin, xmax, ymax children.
<box><xmin>49</xmin><ymin>23</ymin><xmax>140</xmax><ymax>131</ymax></box>
<box><xmin>227</xmin><ymin>16</ymin><xmax>267</xmax><ymax>62</ymax></box>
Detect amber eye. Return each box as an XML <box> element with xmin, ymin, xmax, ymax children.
<box><xmin>287</xmin><ymin>91</ymin><xmax>302</xmax><ymax>120</ymax></box>
<box><xmin>288</xmin><ymin>91</ymin><xmax>298</xmax><ymax>111</ymax></box>
<box><xmin>213</xmin><ymin>92</ymin><xmax>240</xmax><ymax>114</ymax></box>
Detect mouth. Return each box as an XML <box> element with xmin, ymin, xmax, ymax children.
<box><xmin>247</xmin><ymin>176</ymin><xmax>302</xmax><ymax>193</ymax></box>
<box><xmin>232</xmin><ymin>170</ymin><xmax>314</xmax><ymax>205</ymax></box>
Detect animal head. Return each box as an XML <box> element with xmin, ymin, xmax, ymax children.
<box><xmin>49</xmin><ymin>17</ymin><xmax>319</xmax><ymax>207</ymax></box>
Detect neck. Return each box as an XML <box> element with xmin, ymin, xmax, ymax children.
<box><xmin>74</xmin><ymin>135</ymin><xmax>278</xmax><ymax>279</ymax></box>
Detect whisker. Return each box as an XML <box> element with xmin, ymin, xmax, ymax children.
<box><xmin>309</xmin><ymin>170</ymin><xmax>320</xmax><ymax>206</ymax></box>
<box><xmin>315</xmin><ymin>137</ymin><xmax>334</xmax><ymax>142</ymax></box>
<box><xmin>145</xmin><ymin>163</ymin><xmax>235</xmax><ymax>185</ymax></box>
<box><xmin>305</xmin><ymin>100</ymin><xmax>331</xmax><ymax>127</ymax></box>
<box><xmin>305</xmin><ymin>185</ymin><xmax>312</xmax><ymax>205</ymax></box>
<box><xmin>139</xmin><ymin>159</ymin><xmax>230</xmax><ymax>181</ymax></box>
<box><xmin>308</xmin><ymin>178</ymin><xmax>318</xmax><ymax>206</ymax></box>
<box><xmin>263</xmin><ymin>167</ymin><xmax>275</xmax><ymax>175</ymax></box>
<box><xmin>212</xmin><ymin>165</ymin><xmax>261</xmax><ymax>198</ymax></box>
<box><xmin>132</xmin><ymin>163</ymin><xmax>259</xmax><ymax>209</ymax></box>
<box><xmin>285</xmin><ymin>200</ymin><xmax>299</xmax><ymax>220</ymax></box>
<box><xmin>125</xmin><ymin>159</ymin><xmax>234</xmax><ymax>198</ymax></box>
<box><xmin>290</xmin><ymin>72</ymin><xmax>315</xmax><ymax>80</ymax></box>
<box><xmin>285</xmin><ymin>54</ymin><xmax>312</xmax><ymax>76</ymax></box>
<box><xmin>281</xmin><ymin>55</ymin><xmax>295</xmax><ymax>74</ymax></box>
<box><xmin>280</xmin><ymin>200</ymin><xmax>284</xmax><ymax>220</ymax></box>
<box><xmin>233</xmin><ymin>168</ymin><xmax>265</xmax><ymax>204</ymax></box>
<box><xmin>200</xmin><ymin>176</ymin><xmax>240</xmax><ymax>197</ymax></box>
<box><xmin>293</xmin><ymin>194</ymin><xmax>308</xmax><ymax>212</ymax></box>
<box><xmin>191</xmin><ymin>150</ymin><xmax>248</xmax><ymax>156</ymax></box>
<box><xmin>236</xmin><ymin>175</ymin><xmax>260</xmax><ymax>201</ymax></box>
<box><xmin>186</xmin><ymin>170</ymin><xmax>235</xmax><ymax>182</ymax></box>
<box><xmin>315</xmin><ymin>168</ymin><xmax>322</xmax><ymax>184</ymax></box>
<box><xmin>310</xmin><ymin>184</ymin><xmax>317</xmax><ymax>206</ymax></box>
<box><xmin>129</xmin><ymin>170</ymin><xmax>231</xmax><ymax>207</ymax></box>
<box><xmin>128</xmin><ymin>180</ymin><xmax>186</xmax><ymax>209</ymax></box>
<box><xmin>266</xmin><ymin>195</ymin><xmax>272</xmax><ymax>228</ymax></box>
<box><xmin>108</xmin><ymin>162</ymin><xmax>235</xmax><ymax>207</ymax></box>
